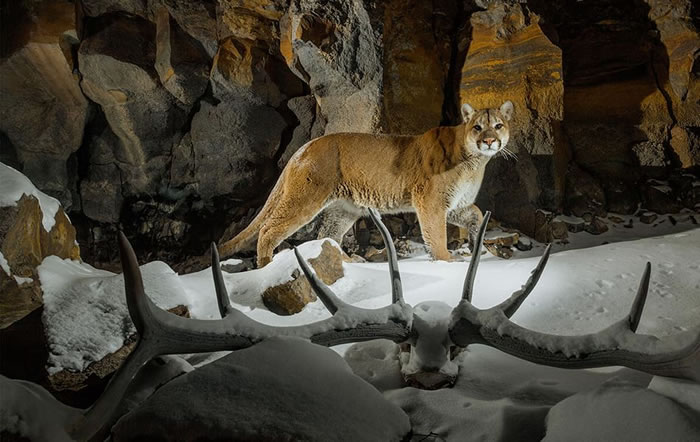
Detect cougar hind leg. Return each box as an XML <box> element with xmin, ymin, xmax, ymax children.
<box><xmin>317</xmin><ymin>201</ymin><xmax>362</xmax><ymax>245</ymax></box>
<box><xmin>256</xmin><ymin>194</ymin><xmax>331</xmax><ymax>268</ymax></box>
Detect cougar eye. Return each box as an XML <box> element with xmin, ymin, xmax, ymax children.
<box><xmin>474</xmin><ymin>125</ymin><xmax>482</xmax><ymax>131</ymax></box>
<box><xmin>495</xmin><ymin>123</ymin><xmax>504</xmax><ymax>130</ymax></box>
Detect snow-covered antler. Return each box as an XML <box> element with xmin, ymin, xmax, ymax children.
<box><xmin>449</xmin><ymin>212</ymin><xmax>700</xmax><ymax>382</ymax></box>
<box><xmin>68</xmin><ymin>211</ymin><xmax>412</xmax><ymax>441</ymax></box>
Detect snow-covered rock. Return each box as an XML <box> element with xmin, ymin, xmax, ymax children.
<box><xmin>111</xmin><ymin>338</ymin><xmax>411</xmax><ymax>441</ymax></box>
<box><xmin>0</xmin><ymin>162</ymin><xmax>61</xmax><ymax>232</ymax></box>
<box><xmin>0</xmin><ymin>163</ymin><xmax>80</xmax><ymax>328</ymax></box>
<box><xmin>0</xmin><ymin>375</ymin><xmax>80</xmax><ymax>442</ymax></box>
<box><xmin>543</xmin><ymin>381</ymin><xmax>700</xmax><ymax>441</ymax></box>
<box><xmin>39</xmin><ymin>257</ymin><xmax>190</xmax><ymax>375</ymax></box>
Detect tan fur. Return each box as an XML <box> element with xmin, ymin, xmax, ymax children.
<box><xmin>220</xmin><ymin>102</ymin><xmax>514</xmax><ymax>267</ymax></box>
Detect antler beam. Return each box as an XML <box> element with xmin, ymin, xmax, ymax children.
<box><xmin>69</xmin><ymin>212</ymin><xmax>412</xmax><ymax>440</ymax></box>
<box><xmin>449</xmin><ymin>212</ymin><xmax>700</xmax><ymax>382</ymax></box>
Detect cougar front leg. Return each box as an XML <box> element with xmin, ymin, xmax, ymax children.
<box><xmin>414</xmin><ymin>196</ymin><xmax>451</xmax><ymax>262</ymax></box>
<box><xmin>447</xmin><ymin>203</ymin><xmax>484</xmax><ymax>252</ymax></box>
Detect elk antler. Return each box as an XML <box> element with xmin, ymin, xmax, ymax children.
<box><xmin>68</xmin><ymin>214</ymin><xmax>412</xmax><ymax>440</ymax></box>
<box><xmin>449</xmin><ymin>212</ymin><xmax>700</xmax><ymax>382</ymax></box>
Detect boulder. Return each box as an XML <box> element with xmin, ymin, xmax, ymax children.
<box><xmin>544</xmin><ymin>382</ymin><xmax>700</xmax><ymax>441</ymax></box>
<box><xmin>0</xmin><ymin>0</ymin><xmax>89</xmax><ymax>208</ymax></box>
<box><xmin>154</xmin><ymin>7</ymin><xmax>211</xmax><ymax>107</ymax></box>
<box><xmin>47</xmin><ymin>305</ymin><xmax>190</xmax><ymax>402</ymax></box>
<box><xmin>79</xmin><ymin>0</ymin><xmax>150</xmax><ymax>19</ymax></box>
<box><xmin>277</xmin><ymin>95</ymin><xmax>326</xmax><ymax>168</ymax></box>
<box><xmin>78</xmin><ymin>123</ymin><xmax>125</xmax><ymax>224</ymax></box>
<box><xmin>78</xmin><ymin>13</ymin><xmax>188</xmax><ymax>196</ymax></box>
<box><xmin>281</xmin><ymin>0</ymin><xmax>384</xmax><ymax>133</ymax></box>
<box><xmin>111</xmin><ymin>338</ymin><xmax>411</xmax><ymax>441</ymax></box>
<box><xmin>38</xmin><ymin>254</ymin><xmax>192</xmax><ymax>404</ymax></box>
<box><xmin>564</xmin><ymin>163</ymin><xmax>607</xmax><ymax>218</ymax></box>
<box><xmin>210</xmin><ymin>37</ymin><xmax>303</xmax><ymax>105</ymax></box>
<box><xmin>645</xmin><ymin>0</ymin><xmax>700</xmax><ymax>102</ymax></box>
<box><xmin>381</xmin><ymin>0</ymin><xmax>455</xmax><ymax>134</ymax></box>
<box><xmin>189</xmin><ymin>100</ymin><xmax>286</xmax><ymax>200</ymax></box>
<box><xmin>262</xmin><ymin>240</ymin><xmax>344</xmax><ymax>315</ymax></box>
<box><xmin>160</xmin><ymin>0</ymin><xmax>218</xmax><ymax>57</ymax></box>
<box><xmin>0</xmin><ymin>190</ymin><xmax>80</xmax><ymax>329</ymax></box>
<box><xmin>670</xmin><ymin>126</ymin><xmax>700</xmax><ymax>169</ymax></box>
<box><xmin>217</xmin><ymin>0</ymin><xmax>287</xmax><ymax>44</ymax></box>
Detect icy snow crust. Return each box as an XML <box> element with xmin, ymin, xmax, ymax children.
<box><xmin>0</xmin><ymin>162</ymin><xmax>61</xmax><ymax>231</ymax></box>
<box><xmin>34</xmin><ymin>225</ymin><xmax>700</xmax><ymax>440</ymax></box>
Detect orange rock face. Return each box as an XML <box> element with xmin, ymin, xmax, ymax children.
<box><xmin>0</xmin><ymin>195</ymin><xmax>80</xmax><ymax>328</ymax></box>
<box><xmin>381</xmin><ymin>0</ymin><xmax>454</xmax><ymax>135</ymax></box>
<box><xmin>460</xmin><ymin>2</ymin><xmax>565</xmax><ymax>237</ymax></box>
<box><xmin>461</xmin><ymin>3</ymin><xmax>563</xmax><ymax>152</ymax></box>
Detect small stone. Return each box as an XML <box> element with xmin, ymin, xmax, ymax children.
<box><xmin>608</xmin><ymin>215</ymin><xmax>624</xmax><ymax>224</ymax></box>
<box><xmin>365</xmin><ymin>246</ymin><xmax>387</xmax><ymax>263</ymax></box>
<box><xmin>484</xmin><ymin>231</ymin><xmax>520</xmax><ymax>248</ymax></box>
<box><xmin>584</xmin><ymin>217</ymin><xmax>609</xmax><ymax>235</ymax></box>
<box><xmin>550</xmin><ymin>221</ymin><xmax>569</xmax><ymax>241</ymax></box>
<box><xmin>262</xmin><ymin>269</ymin><xmax>316</xmax><ymax>315</ymax></box>
<box><xmin>221</xmin><ymin>261</ymin><xmax>248</xmax><ymax>274</ymax></box>
<box><xmin>515</xmin><ymin>238</ymin><xmax>533</xmax><ymax>251</ymax></box>
<box><xmin>262</xmin><ymin>241</ymin><xmax>344</xmax><ymax>315</ymax></box>
<box><xmin>640</xmin><ymin>212</ymin><xmax>658</xmax><ymax>224</ymax></box>
<box><xmin>347</xmin><ymin>254</ymin><xmax>367</xmax><ymax>263</ymax></box>
<box><xmin>485</xmin><ymin>244</ymin><xmax>514</xmax><ymax>259</ymax></box>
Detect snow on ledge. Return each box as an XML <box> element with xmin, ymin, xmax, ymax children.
<box><xmin>0</xmin><ymin>162</ymin><xmax>61</xmax><ymax>232</ymax></box>
<box><xmin>0</xmin><ymin>251</ymin><xmax>10</xmax><ymax>276</ymax></box>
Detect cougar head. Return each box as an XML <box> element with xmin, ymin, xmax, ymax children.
<box><xmin>461</xmin><ymin>101</ymin><xmax>513</xmax><ymax>157</ymax></box>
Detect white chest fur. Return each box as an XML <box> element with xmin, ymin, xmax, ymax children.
<box><xmin>447</xmin><ymin>166</ymin><xmax>485</xmax><ymax>210</ymax></box>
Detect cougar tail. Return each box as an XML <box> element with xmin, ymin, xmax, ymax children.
<box><xmin>218</xmin><ymin>170</ymin><xmax>286</xmax><ymax>259</ymax></box>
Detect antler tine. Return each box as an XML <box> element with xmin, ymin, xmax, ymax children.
<box><xmin>462</xmin><ymin>211</ymin><xmax>491</xmax><ymax>303</ymax></box>
<box><xmin>211</xmin><ymin>242</ymin><xmax>234</xmax><ymax>318</ymax></box>
<box><xmin>118</xmin><ymin>231</ymin><xmax>152</xmax><ymax>334</ymax></box>
<box><xmin>497</xmin><ymin>243</ymin><xmax>552</xmax><ymax>318</ymax></box>
<box><xmin>367</xmin><ymin>208</ymin><xmax>404</xmax><ymax>304</ymax></box>
<box><xmin>294</xmin><ymin>247</ymin><xmax>344</xmax><ymax>314</ymax></box>
<box><xmin>628</xmin><ymin>262</ymin><xmax>651</xmax><ymax>333</ymax></box>
<box><xmin>72</xmin><ymin>233</ymin><xmax>167</xmax><ymax>441</ymax></box>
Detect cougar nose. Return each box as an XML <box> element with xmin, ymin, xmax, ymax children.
<box><xmin>483</xmin><ymin>138</ymin><xmax>496</xmax><ymax>146</ymax></box>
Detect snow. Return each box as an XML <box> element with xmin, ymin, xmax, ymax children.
<box><xmin>543</xmin><ymin>381</ymin><xmax>700</xmax><ymax>440</ymax></box>
<box><xmin>647</xmin><ymin>376</ymin><xmax>700</xmax><ymax>414</ymax></box>
<box><xmin>0</xmin><ymin>162</ymin><xmax>61</xmax><ymax>231</ymax></box>
<box><xmin>13</xmin><ymin>275</ymin><xmax>33</xmax><ymax>285</ymax></box>
<box><xmin>17</xmin><ymin>219</ymin><xmax>700</xmax><ymax>440</ymax></box>
<box><xmin>0</xmin><ymin>251</ymin><xmax>10</xmax><ymax>276</ymax></box>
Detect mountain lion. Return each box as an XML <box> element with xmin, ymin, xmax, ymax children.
<box><xmin>220</xmin><ymin>101</ymin><xmax>514</xmax><ymax>267</ymax></box>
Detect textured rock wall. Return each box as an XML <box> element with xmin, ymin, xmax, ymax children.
<box><xmin>1</xmin><ymin>0</ymin><xmax>698</xmax><ymax>263</ymax></box>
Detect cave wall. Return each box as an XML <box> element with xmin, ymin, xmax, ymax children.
<box><xmin>0</xmin><ymin>0</ymin><xmax>698</xmax><ymax>264</ymax></box>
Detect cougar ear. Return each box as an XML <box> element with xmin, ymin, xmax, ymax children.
<box><xmin>499</xmin><ymin>101</ymin><xmax>514</xmax><ymax>121</ymax></box>
<box><xmin>461</xmin><ymin>103</ymin><xmax>475</xmax><ymax>122</ymax></box>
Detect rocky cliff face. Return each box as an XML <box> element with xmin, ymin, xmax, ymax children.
<box><xmin>1</xmin><ymin>0</ymin><xmax>698</xmax><ymax>264</ymax></box>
